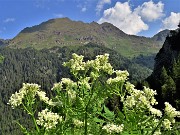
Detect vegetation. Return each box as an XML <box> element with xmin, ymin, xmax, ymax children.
<box><xmin>8</xmin><ymin>54</ymin><xmax>180</xmax><ymax>135</ymax></box>
<box><xmin>0</xmin><ymin>54</ymin><xmax>4</xmax><ymax>63</ymax></box>
<box><xmin>147</xmin><ymin>25</ymin><xmax>180</xmax><ymax>110</ymax></box>
<box><xmin>0</xmin><ymin>44</ymin><xmax>154</xmax><ymax>134</ymax></box>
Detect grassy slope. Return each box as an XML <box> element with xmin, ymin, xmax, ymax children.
<box><xmin>8</xmin><ymin>18</ymin><xmax>161</xmax><ymax>58</ymax></box>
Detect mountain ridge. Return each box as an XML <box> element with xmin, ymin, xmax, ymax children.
<box><xmin>7</xmin><ymin>17</ymin><xmax>161</xmax><ymax>58</ymax></box>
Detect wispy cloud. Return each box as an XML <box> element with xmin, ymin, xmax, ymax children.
<box><xmin>3</xmin><ymin>18</ymin><xmax>15</xmax><ymax>23</ymax></box>
<box><xmin>96</xmin><ymin>0</ymin><xmax>111</xmax><ymax>15</ymax></box>
<box><xmin>76</xmin><ymin>0</ymin><xmax>96</xmax><ymax>13</ymax></box>
<box><xmin>54</xmin><ymin>13</ymin><xmax>63</xmax><ymax>18</ymax></box>
<box><xmin>81</xmin><ymin>7</ymin><xmax>87</xmax><ymax>12</ymax></box>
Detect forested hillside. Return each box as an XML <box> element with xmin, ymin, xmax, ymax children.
<box><xmin>0</xmin><ymin>44</ymin><xmax>153</xmax><ymax>134</ymax></box>
<box><xmin>147</xmin><ymin>25</ymin><xmax>180</xmax><ymax>109</ymax></box>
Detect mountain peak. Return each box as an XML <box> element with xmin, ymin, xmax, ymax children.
<box><xmin>8</xmin><ymin>17</ymin><xmax>160</xmax><ymax>57</ymax></box>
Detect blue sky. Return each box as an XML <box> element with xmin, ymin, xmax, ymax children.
<box><xmin>0</xmin><ymin>0</ymin><xmax>179</xmax><ymax>39</ymax></box>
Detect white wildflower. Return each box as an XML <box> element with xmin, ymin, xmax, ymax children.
<box><xmin>8</xmin><ymin>83</ymin><xmax>41</xmax><ymax>108</ymax></box>
<box><xmin>51</xmin><ymin>82</ymin><xmax>63</xmax><ymax>91</ymax></box>
<box><xmin>36</xmin><ymin>109</ymin><xmax>62</xmax><ymax>130</ymax></box>
<box><xmin>63</xmin><ymin>53</ymin><xmax>86</xmax><ymax>73</ymax></box>
<box><xmin>124</xmin><ymin>96</ymin><xmax>136</xmax><ymax>108</ymax></box>
<box><xmin>115</xmin><ymin>70</ymin><xmax>129</xmax><ymax>79</ymax></box>
<box><xmin>78</xmin><ymin>77</ymin><xmax>91</xmax><ymax>90</ymax></box>
<box><xmin>125</xmin><ymin>82</ymin><xmax>136</xmax><ymax>93</ymax></box>
<box><xmin>8</xmin><ymin>91</ymin><xmax>24</xmax><ymax>108</ymax></box>
<box><xmin>163</xmin><ymin>119</ymin><xmax>172</xmax><ymax>130</ymax></box>
<box><xmin>102</xmin><ymin>123</ymin><xmax>124</xmax><ymax>134</ymax></box>
<box><xmin>73</xmin><ymin>119</ymin><xmax>84</xmax><ymax>127</ymax></box>
<box><xmin>164</xmin><ymin>102</ymin><xmax>180</xmax><ymax>118</ymax></box>
<box><xmin>61</xmin><ymin>78</ymin><xmax>77</xmax><ymax>88</ymax></box>
<box><xmin>153</xmin><ymin>129</ymin><xmax>161</xmax><ymax>135</ymax></box>
<box><xmin>37</xmin><ymin>91</ymin><xmax>49</xmax><ymax>103</ymax></box>
<box><xmin>149</xmin><ymin>107</ymin><xmax>162</xmax><ymax>117</ymax></box>
<box><xmin>107</xmin><ymin>70</ymin><xmax>129</xmax><ymax>84</ymax></box>
<box><xmin>143</xmin><ymin>87</ymin><xmax>157</xmax><ymax>96</ymax></box>
<box><xmin>67</xmin><ymin>89</ymin><xmax>76</xmax><ymax>100</ymax></box>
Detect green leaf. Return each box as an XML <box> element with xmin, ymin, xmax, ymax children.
<box><xmin>93</xmin><ymin>117</ymin><xmax>105</xmax><ymax>124</ymax></box>
<box><xmin>103</xmin><ymin>105</ymin><xmax>115</xmax><ymax>121</ymax></box>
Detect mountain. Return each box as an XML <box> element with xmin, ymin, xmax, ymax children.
<box><xmin>0</xmin><ymin>39</ymin><xmax>9</xmax><ymax>47</ymax></box>
<box><xmin>151</xmin><ymin>29</ymin><xmax>170</xmax><ymax>45</ymax></box>
<box><xmin>7</xmin><ymin>17</ymin><xmax>161</xmax><ymax>58</ymax></box>
<box><xmin>147</xmin><ymin>27</ymin><xmax>180</xmax><ymax>109</ymax></box>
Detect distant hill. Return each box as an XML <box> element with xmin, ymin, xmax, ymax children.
<box><xmin>7</xmin><ymin>17</ymin><xmax>161</xmax><ymax>58</ymax></box>
<box><xmin>0</xmin><ymin>39</ymin><xmax>9</xmax><ymax>47</ymax></box>
<box><xmin>151</xmin><ymin>29</ymin><xmax>170</xmax><ymax>45</ymax></box>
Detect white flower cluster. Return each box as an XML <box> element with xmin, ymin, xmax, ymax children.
<box><xmin>107</xmin><ymin>70</ymin><xmax>129</xmax><ymax>84</ymax></box>
<box><xmin>61</xmin><ymin>78</ymin><xmax>77</xmax><ymax>91</ymax></box>
<box><xmin>36</xmin><ymin>108</ymin><xmax>62</xmax><ymax>130</ymax></box>
<box><xmin>63</xmin><ymin>53</ymin><xmax>114</xmax><ymax>78</ymax></box>
<box><xmin>164</xmin><ymin>102</ymin><xmax>180</xmax><ymax>119</ymax></box>
<box><xmin>124</xmin><ymin>83</ymin><xmax>162</xmax><ymax>117</ymax></box>
<box><xmin>149</xmin><ymin>107</ymin><xmax>162</xmax><ymax>117</ymax></box>
<box><xmin>73</xmin><ymin>119</ymin><xmax>84</xmax><ymax>128</ymax></box>
<box><xmin>78</xmin><ymin>77</ymin><xmax>91</xmax><ymax>90</ymax></box>
<box><xmin>8</xmin><ymin>83</ymin><xmax>58</xmax><ymax>108</ymax></box>
<box><xmin>51</xmin><ymin>82</ymin><xmax>63</xmax><ymax>91</ymax></box>
<box><xmin>37</xmin><ymin>91</ymin><xmax>49</xmax><ymax>103</ymax></box>
<box><xmin>92</xmin><ymin>53</ymin><xmax>113</xmax><ymax>75</ymax></box>
<box><xmin>153</xmin><ymin>129</ymin><xmax>162</xmax><ymax>135</ymax></box>
<box><xmin>163</xmin><ymin>102</ymin><xmax>180</xmax><ymax>128</ymax></box>
<box><xmin>67</xmin><ymin>89</ymin><xmax>76</xmax><ymax>100</ymax></box>
<box><xmin>63</xmin><ymin>53</ymin><xmax>86</xmax><ymax>75</ymax></box>
<box><xmin>8</xmin><ymin>83</ymin><xmax>40</xmax><ymax>108</ymax></box>
<box><xmin>102</xmin><ymin>123</ymin><xmax>124</xmax><ymax>134</ymax></box>
<box><xmin>163</xmin><ymin>119</ymin><xmax>172</xmax><ymax>130</ymax></box>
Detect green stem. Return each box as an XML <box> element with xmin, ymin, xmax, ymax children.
<box><xmin>31</xmin><ymin>114</ymin><xmax>40</xmax><ymax>133</ymax></box>
<box><xmin>84</xmin><ymin>107</ymin><xmax>88</xmax><ymax>135</ymax></box>
<box><xmin>150</xmin><ymin>116</ymin><xmax>166</xmax><ymax>135</ymax></box>
<box><xmin>22</xmin><ymin>103</ymin><xmax>40</xmax><ymax>133</ymax></box>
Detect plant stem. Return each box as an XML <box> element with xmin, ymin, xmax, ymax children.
<box><xmin>84</xmin><ymin>107</ymin><xmax>88</xmax><ymax>135</ymax></box>
<box><xmin>22</xmin><ymin>103</ymin><xmax>40</xmax><ymax>133</ymax></box>
<box><xmin>31</xmin><ymin>114</ymin><xmax>40</xmax><ymax>133</ymax></box>
<box><xmin>150</xmin><ymin>116</ymin><xmax>166</xmax><ymax>135</ymax></box>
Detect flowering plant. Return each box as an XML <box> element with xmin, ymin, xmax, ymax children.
<box><xmin>8</xmin><ymin>53</ymin><xmax>180</xmax><ymax>135</ymax></box>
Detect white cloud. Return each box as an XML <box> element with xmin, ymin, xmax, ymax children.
<box><xmin>135</xmin><ymin>0</ymin><xmax>164</xmax><ymax>22</ymax></box>
<box><xmin>161</xmin><ymin>12</ymin><xmax>180</xmax><ymax>30</ymax></box>
<box><xmin>81</xmin><ymin>7</ymin><xmax>87</xmax><ymax>12</ymax></box>
<box><xmin>54</xmin><ymin>13</ymin><xmax>63</xmax><ymax>18</ymax></box>
<box><xmin>3</xmin><ymin>18</ymin><xmax>15</xmax><ymax>23</ymax></box>
<box><xmin>98</xmin><ymin>2</ymin><xmax>148</xmax><ymax>35</ymax></box>
<box><xmin>96</xmin><ymin>0</ymin><xmax>111</xmax><ymax>15</ymax></box>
